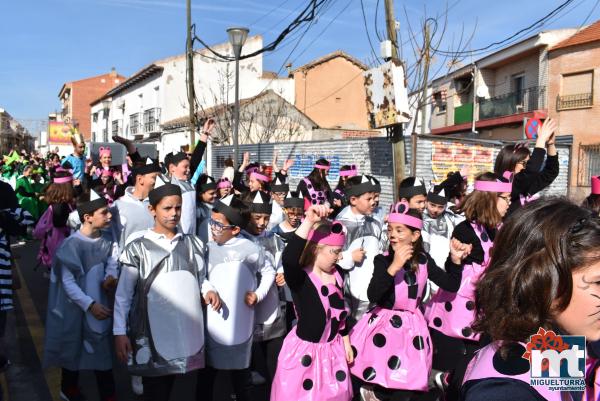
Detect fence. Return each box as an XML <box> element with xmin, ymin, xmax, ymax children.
<box><xmin>209</xmin><ymin>135</ymin><xmax>571</xmax><ymax>211</ymax></box>
<box><xmin>578</xmin><ymin>144</ymin><xmax>600</xmax><ymax>186</ymax></box>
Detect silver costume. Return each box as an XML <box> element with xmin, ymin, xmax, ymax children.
<box><xmin>205</xmin><ymin>236</ymin><xmax>273</xmax><ymax>369</ymax></box>
<box><xmin>118</xmin><ymin>234</ymin><xmax>208</xmax><ymax>376</ymax></box>
<box><xmin>336</xmin><ymin>206</ymin><xmax>386</xmax><ymax>325</ymax></box>
<box><xmin>241</xmin><ymin>230</ymin><xmax>287</xmax><ymax>342</ymax></box>
<box><xmin>171</xmin><ymin>177</ymin><xmax>197</xmax><ymax>235</ymax></box>
<box><xmin>111</xmin><ymin>187</ymin><xmax>154</xmax><ymax>251</ymax></box>
<box><xmin>44</xmin><ymin>230</ymin><xmax>115</xmax><ymax>371</ymax></box>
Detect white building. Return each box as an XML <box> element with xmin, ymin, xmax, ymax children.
<box><xmin>90</xmin><ymin>36</ymin><xmax>294</xmax><ymax>157</ymax></box>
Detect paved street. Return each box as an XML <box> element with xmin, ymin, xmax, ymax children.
<box><xmin>4</xmin><ymin>239</ymin><xmax>268</xmax><ymax>401</ymax></box>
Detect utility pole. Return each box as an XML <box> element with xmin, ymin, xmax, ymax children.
<box><xmin>384</xmin><ymin>0</ymin><xmax>405</xmax><ymax>199</ymax></box>
<box><xmin>420</xmin><ymin>21</ymin><xmax>431</xmax><ymax>136</ymax></box>
<box><xmin>410</xmin><ymin>20</ymin><xmax>432</xmax><ymax>175</ymax></box>
<box><xmin>186</xmin><ymin>0</ymin><xmax>197</xmax><ymax>149</ymax></box>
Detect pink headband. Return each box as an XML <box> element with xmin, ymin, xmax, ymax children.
<box><xmin>250</xmin><ymin>172</ymin><xmax>270</xmax><ymax>182</ymax></box>
<box><xmin>54</xmin><ymin>176</ymin><xmax>73</xmax><ymax>184</ymax></box>
<box><xmin>387</xmin><ymin>201</ymin><xmax>423</xmax><ymax>229</ymax></box>
<box><xmin>245</xmin><ymin>166</ymin><xmax>260</xmax><ymax>174</ymax></box>
<box><xmin>217</xmin><ymin>179</ymin><xmax>232</xmax><ymax>189</ymax></box>
<box><xmin>101</xmin><ymin>169</ymin><xmax>113</xmax><ymax>177</ymax></box>
<box><xmin>307</xmin><ymin>221</ymin><xmax>346</xmax><ymax>247</ymax></box>
<box><xmin>55</xmin><ymin>167</ymin><xmax>72</xmax><ymax>174</ymax></box>
<box><xmin>314</xmin><ymin>164</ymin><xmax>331</xmax><ymax>171</ymax></box>
<box><xmin>99</xmin><ymin>147</ymin><xmax>111</xmax><ymax>157</ymax></box>
<box><xmin>339</xmin><ymin>169</ymin><xmax>357</xmax><ymax>177</ymax></box>
<box><xmin>473</xmin><ymin>180</ymin><xmax>513</xmax><ymax>193</ymax></box>
<box><xmin>592</xmin><ymin>176</ymin><xmax>600</xmax><ymax>195</ymax></box>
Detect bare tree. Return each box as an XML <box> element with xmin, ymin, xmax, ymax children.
<box><xmin>200</xmin><ymin>69</ymin><xmax>305</xmax><ymax>145</ymax></box>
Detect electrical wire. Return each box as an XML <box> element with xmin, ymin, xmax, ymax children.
<box><xmin>360</xmin><ymin>0</ymin><xmax>381</xmax><ymax>64</ymax></box>
<box><xmin>193</xmin><ymin>0</ymin><xmax>331</xmax><ymax>61</ymax></box>
<box><xmin>432</xmin><ymin>0</ymin><xmax>577</xmax><ymax>56</ymax></box>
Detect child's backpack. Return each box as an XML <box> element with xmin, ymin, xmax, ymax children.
<box><xmin>33</xmin><ymin>205</ymin><xmax>72</xmax><ymax>270</ymax></box>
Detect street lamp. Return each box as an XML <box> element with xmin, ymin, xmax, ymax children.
<box><xmin>227</xmin><ymin>27</ymin><xmax>249</xmax><ymax>169</ymax></box>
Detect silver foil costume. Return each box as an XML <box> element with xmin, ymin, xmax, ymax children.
<box><xmin>118</xmin><ymin>234</ymin><xmax>208</xmax><ymax>376</ymax></box>
<box><xmin>44</xmin><ymin>230</ymin><xmax>116</xmax><ymax>371</ymax></box>
<box><xmin>336</xmin><ymin>206</ymin><xmax>386</xmax><ymax>325</ymax></box>
<box><xmin>171</xmin><ymin>177</ymin><xmax>197</xmax><ymax>235</ymax></box>
<box><xmin>241</xmin><ymin>230</ymin><xmax>287</xmax><ymax>342</ymax></box>
<box><xmin>205</xmin><ymin>236</ymin><xmax>273</xmax><ymax>369</ymax></box>
<box><xmin>111</xmin><ymin>187</ymin><xmax>154</xmax><ymax>251</ymax></box>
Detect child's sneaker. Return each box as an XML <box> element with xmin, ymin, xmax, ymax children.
<box><xmin>131</xmin><ymin>375</ymin><xmax>144</xmax><ymax>395</ymax></box>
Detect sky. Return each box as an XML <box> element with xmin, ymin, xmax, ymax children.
<box><xmin>1</xmin><ymin>0</ymin><xmax>598</xmax><ymax>135</ymax></box>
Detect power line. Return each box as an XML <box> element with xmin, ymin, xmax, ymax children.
<box><xmin>360</xmin><ymin>0</ymin><xmax>381</xmax><ymax>63</ymax></box>
<box><xmin>249</xmin><ymin>0</ymin><xmax>290</xmax><ymax>27</ymax></box>
<box><xmin>432</xmin><ymin>0</ymin><xmax>577</xmax><ymax>56</ymax></box>
<box><xmin>193</xmin><ymin>0</ymin><xmax>332</xmax><ymax>61</ymax></box>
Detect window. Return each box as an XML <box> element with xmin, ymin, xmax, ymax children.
<box><xmin>512</xmin><ymin>74</ymin><xmax>525</xmax><ymax>105</ymax></box>
<box><xmin>433</xmin><ymin>91</ymin><xmax>447</xmax><ymax>113</ymax></box>
<box><xmin>103</xmin><ymin>108</ymin><xmax>110</xmax><ymax>119</ymax></box>
<box><xmin>578</xmin><ymin>144</ymin><xmax>600</xmax><ymax>186</ymax></box>
<box><xmin>558</xmin><ymin>71</ymin><xmax>593</xmax><ymax>110</ymax></box>
<box><xmin>130</xmin><ymin>113</ymin><xmax>140</xmax><ymax>135</ymax></box>
<box><xmin>112</xmin><ymin>120</ymin><xmax>120</xmax><ymax>136</ymax></box>
<box><xmin>92</xmin><ymin>113</ymin><xmax>98</xmax><ymax>123</ymax></box>
<box><xmin>143</xmin><ymin>109</ymin><xmax>155</xmax><ymax>133</ymax></box>
<box><xmin>102</xmin><ymin>128</ymin><xmax>108</xmax><ymax>142</ymax></box>
<box><xmin>143</xmin><ymin>108</ymin><xmax>161</xmax><ymax>133</ymax></box>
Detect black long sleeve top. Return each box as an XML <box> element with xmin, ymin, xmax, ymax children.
<box><xmin>508</xmin><ymin>147</ymin><xmax>559</xmax><ymax>215</ymax></box>
<box><xmin>367</xmin><ymin>252</ymin><xmax>463</xmax><ymax>308</ymax></box>
<box><xmin>282</xmin><ymin>233</ymin><xmax>348</xmax><ymax>342</ymax></box>
<box><xmin>452</xmin><ymin>220</ymin><xmax>496</xmax><ymax>266</ymax></box>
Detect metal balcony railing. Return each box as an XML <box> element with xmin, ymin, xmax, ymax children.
<box><xmin>557</xmin><ymin>93</ymin><xmax>593</xmax><ymax>111</ymax></box>
<box><xmin>478</xmin><ymin>86</ymin><xmax>546</xmax><ymax>120</ymax></box>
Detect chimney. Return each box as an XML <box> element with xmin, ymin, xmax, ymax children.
<box><xmin>286</xmin><ymin>63</ymin><xmax>292</xmax><ymax>76</ymax></box>
<box><xmin>110</xmin><ymin>67</ymin><xmax>117</xmax><ymax>77</ymax></box>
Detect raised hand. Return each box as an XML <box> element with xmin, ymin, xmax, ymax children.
<box><xmin>389</xmin><ymin>243</ymin><xmax>413</xmax><ymax>275</ymax></box>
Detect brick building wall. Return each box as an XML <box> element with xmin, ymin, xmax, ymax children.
<box><xmin>61</xmin><ymin>71</ymin><xmax>125</xmax><ymax>140</ymax></box>
<box><xmin>548</xmin><ymin>40</ymin><xmax>600</xmax><ymax>200</ymax></box>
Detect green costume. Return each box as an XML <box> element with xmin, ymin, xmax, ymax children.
<box><xmin>15</xmin><ymin>175</ymin><xmax>42</xmax><ymax>221</ymax></box>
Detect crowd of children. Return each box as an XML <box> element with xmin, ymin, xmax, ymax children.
<box><xmin>3</xmin><ymin>116</ymin><xmax>600</xmax><ymax>401</ymax></box>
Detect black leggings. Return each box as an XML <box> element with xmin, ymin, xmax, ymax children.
<box><xmin>142</xmin><ymin>374</ymin><xmax>181</xmax><ymax>401</ymax></box>
<box><xmin>252</xmin><ymin>337</ymin><xmax>285</xmax><ymax>382</ymax></box>
<box><xmin>61</xmin><ymin>368</ymin><xmax>115</xmax><ymax>401</ymax></box>
<box><xmin>196</xmin><ymin>366</ymin><xmax>253</xmax><ymax>401</ymax></box>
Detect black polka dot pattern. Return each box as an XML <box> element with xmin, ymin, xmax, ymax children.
<box><xmin>335</xmin><ymin>370</ymin><xmax>347</xmax><ymax>382</ymax></box>
<box><xmin>388</xmin><ymin>356</ymin><xmax>401</xmax><ymax>370</ymax></box>
<box><xmin>351</xmin><ymin>346</ymin><xmax>358</xmax><ymax>359</ymax></box>
<box><xmin>340</xmin><ymin>311</ymin><xmax>348</xmax><ymax>321</ymax></box>
<box><xmin>321</xmin><ymin>286</ymin><xmax>329</xmax><ymax>296</ymax></box>
<box><xmin>466</xmin><ymin>301</ymin><xmax>475</xmax><ymax>311</ymax></box>
<box><xmin>481</xmin><ymin>232</ymin><xmax>489</xmax><ymax>242</ymax></box>
<box><xmin>373</xmin><ymin>334</ymin><xmax>386</xmax><ymax>348</ymax></box>
<box><xmin>444</xmin><ymin>302</ymin><xmax>453</xmax><ymax>312</ymax></box>
<box><xmin>413</xmin><ymin>336</ymin><xmax>425</xmax><ymax>350</ymax></box>
<box><xmin>433</xmin><ymin>317</ymin><xmax>442</xmax><ymax>327</ymax></box>
<box><xmin>303</xmin><ymin>379</ymin><xmax>313</xmax><ymax>390</ymax></box>
<box><xmin>390</xmin><ymin>315</ymin><xmax>402</xmax><ymax>328</ymax></box>
<box><xmin>363</xmin><ymin>367</ymin><xmax>376</xmax><ymax>381</ymax></box>
<box><xmin>418</xmin><ymin>253</ymin><xmax>427</xmax><ymax>264</ymax></box>
<box><xmin>462</xmin><ymin>327</ymin><xmax>473</xmax><ymax>337</ymax></box>
<box><xmin>301</xmin><ymin>355</ymin><xmax>312</xmax><ymax>367</ymax></box>
<box><xmin>492</xmin><ymin>343</ymin><xmax>530</xmax><ymax>376</ymax></box>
